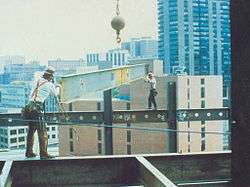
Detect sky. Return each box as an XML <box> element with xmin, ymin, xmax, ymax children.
<box><xmin>0</xmin><ymin>0</ymin><xmax>158</xmax><ymax>64</ymax></box>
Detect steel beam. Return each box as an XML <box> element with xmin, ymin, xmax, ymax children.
<box><xmin>0</xmin><ymin>108</ymin><xmax>230</xmax><ymax>127</ymax></box>
<box><xmin>136</xmin><ymin>156</ymin><xmax>177</xmax><ymax>187</ymax></box>
<box><xmin>0</xmin><ymin>161</ymin><xmax>13</xmax><ymax>187</ymax></box>
<box><xmin>60</xmin><ymin>64</ymin><xmax>145</xmax><ymax>102</ymax></box>
<box><xmin>177</xmin><ymin>108</ymin><xmax>229</xmax><ymax>122</ymax></box>
<box><xmin>4</xmin><ymin>152</ymin><xmax>230</xmax><ymax>186</ymax></box>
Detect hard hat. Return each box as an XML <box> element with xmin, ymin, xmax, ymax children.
<box><xmin>45</xmin><ymin>66</ymin><xmax>55</xmax><ymax>75</ymax></box>
<box><xmin>148</xmin><ymin>72</ymin><xmax>154</xmax><ymax>77</ymax></box>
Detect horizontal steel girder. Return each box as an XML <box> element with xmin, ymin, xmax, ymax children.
<box><xmin>1</xmin><ymin>152</ymin><xmax>230</xmax><ymax>186</ymax></box>
<box><xmin>0</xmin><ymin>108</ymin><xmax>229</xmax><ymax>127</ymax></box>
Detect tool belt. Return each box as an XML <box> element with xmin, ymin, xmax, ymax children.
<box><xmin>151</xmin><ymin>89</ymin><xmax>158</xmax><ymax>96</ymax></box>
<box><xmin>21</xmin><ymin>101</ymin><xmax>43</xmax><ymax>119</ymax></box>
<box><xmin>22</xmin><ymin>80</ymin><xmax>48</xmax><ymax>119</ymax></box>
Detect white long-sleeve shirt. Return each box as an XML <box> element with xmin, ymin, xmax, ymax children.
<box><xmin>145</xmin><ymin>77</ymin><xmax>156</xmax><ymax>90</ymax></box>
<box><xmin>30</xmin><ymin>78</ymin><xmax>58</xmax><ymax>103</ymax></box>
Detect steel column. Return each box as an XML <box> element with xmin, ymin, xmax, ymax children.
<box><xmin>231</xmin><ymin>0</ymin><xmax>250</xmax><ymax>186</ymax></box>
<box><xmin>103</xmin><ymin>89</ymin><xmax>113</xmax><ymax>155</ymax></box>
<box><xmin>167</xmin><ymin>82</ymin><xmax>177</xmax><ymax>153</ymax></box>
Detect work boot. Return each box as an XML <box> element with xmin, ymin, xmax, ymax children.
<box><xmin>25</xmin><ymin>152</ymin><xmax>37</xmax><ymax>158</ymax></box>
<box><xmin>40</xmin><ymin>154</ymin><xmax>55</xmax><ymax>160</ymax></box>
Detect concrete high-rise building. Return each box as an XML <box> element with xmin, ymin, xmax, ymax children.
<box><xmin>58</xmin><ymin>75</ymin><xmax>224</xmax><ymax>156</ymax></box>
<box><xmin>0</xmin><ymin>56</ymin><xmax>25</xmax><ymax>73</ymax></box>
<box><xmin>0</xmin><ymin>125</ymin><xmax>59</xmax><ymax>150</ymax></box>
<box><xmin>48</xmin><ymin>58</ymin><xmax>86</xmax><ymax>75</ymax></box>
<box><xmin>121</xmin><ymin>37</ymin><xmax>158</xmax><ymax>59</ymax></box>
<box><xmin>0</xmin><ymin>81</ymin><xmax>31</xmax><ymax>108</ymax></box>
<box><xmin>3</xmin><ymin>63</ymin><xmax>46</xmax><ymax>83</ymax></box>
<box><xmin>131</xmin><ymin>75</ymin><xmax>224</xmax><ymax>153</ymax></box>
<box><xmin>158</xmin><ymin>0</ymin><xmax>230</xmax><ymax>92</ymax></box>
<box><xmin>86</xmin><ymin>49</ymin><xmax>129</xmax><ymax>69</ymax></box>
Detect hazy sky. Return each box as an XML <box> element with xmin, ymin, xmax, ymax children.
<box><xmin>0</xmin><ymin>0</ymin><xmax>158</xmax><ymax>64</ymax></box>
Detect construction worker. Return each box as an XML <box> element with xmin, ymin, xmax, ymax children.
<box><xmin>25</xmin><ymin>67</ymin><xmax>59</xmax><ymax>159</ymax></box>
<box><xmin>144</xmin><ymin>72</ymin><xmax>158</xmax><ymax>110</ymax></box>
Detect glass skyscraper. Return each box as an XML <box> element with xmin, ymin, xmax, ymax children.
<box><xmin>158</xmin><ymin>0</ymin><xmax>230</xmax><ymax>88</ymax></box>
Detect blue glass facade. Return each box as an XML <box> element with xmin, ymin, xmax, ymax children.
<box><xmin>158</xmin><ymin>0</ymin><xmax>231</xmax><ymax>88</ymax></box>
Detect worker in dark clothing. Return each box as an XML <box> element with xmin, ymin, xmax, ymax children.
<box><xmin>145</xmin><ymin>73</ymin><xmax>158</xmax><ymax>110</ymax></box>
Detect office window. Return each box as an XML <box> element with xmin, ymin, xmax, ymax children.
<box><xmin>70</xmin><ymin>141</ymin><xmax>74</xmax><ymax>152</ymax></box>
<box><xmin>97</xmin><ymin>102</ymin><xmax>101</xmax><ymax>110</ymax></box>
<box><xmin>201</xmin><ymin>100</ymin><xmax>205</xmax><ymax>108</ymax></box>
<box><xmin>126</xmin><ymin>103</ymin><xmax>131</xmax><ymax>110</ymax></box>
<box><xmin>18</xmin><ymin>137</ymin><xmax>25</xmax><ymax>142</ymax></box>
<box><xmin>201</xmin><ymin>78</ymin><xmax>205</xmax><ymax>85</ymax></box>
<box><xmin>127</xmin><ymin>131</ymin><xmax>131</xmax><ymax>143</ymax></box>
<box><xmin>223</xmin><ymin>99</ymin><xmax>229</xmax><ymax>107</ymax></box>
<box><xmin>18</xmin><ymin>129</ymin><xmax>25</xmax><ymax>134</ymax></box>
<box><xmin>201</xmin><ymin>127</ymin><xmax>206</xmax><ymax>139</ymax></box>
<box><xmin>10</xmin><ymin>138</ymin><xmax>17</xmax><ymax>143</ymax></box>
<box><xmin>223</xmin><ymin>86</ymin><xmax>228</xmax><ymax>97</ymax></box>
<box><xmin>52</xmin><ymin>134</ymin><xmax>56</xmax><ymax>139</ymax></box>
<box><xmin>98</xmin><ymin>143</ymin><xmax>102</xmax><ymax>154</ymax></box>
<box><xmin>19</xmin><ymin>145</ymin><xmax>25</xmax><ymax>149</ymax></box>
<box><xmin>201</xmin><ymin>87</ymin><xmax>205</xmax><ymax>98</ymax></box>
<box><xmin>52</xmin><ymin>127</ymin><xmax>56</xmax><ymax>131</ymax></box>
<box><xmin>97</xmin><ymin>129</ymin><xmax>102</xmax><ymax>141</ymax></box>
<box><xmin>46</xmin><ymin>127</ymin><xmax>50</xmax><ymax>131</ymax></box>
<box><xmin>69</xmin><ymin>128</ymin><xmax>73</xmax><ymax>139</ymax></box>
<box><xmin>201</xmin><ymin>140</ymin><xmax>205</xmax><ymax>151</ymax></box>
<box><xmin>48</xmin><ymin>135</ymin><xmax>50</xmax><ymax>139</ymax></box>
<box><xmin>127</xmin><ymin>144</ymin><xmax>131</xmax><ymax>155</ymax></box>
<box><xmin>10</xmin><ymin>130</ymin><xmax>17</xmax><ymax>135</ymax></box>
<box><xmin>114</xmin><ymin>53</ymin><xmax>117</xmax><ymax>65</ymax></box>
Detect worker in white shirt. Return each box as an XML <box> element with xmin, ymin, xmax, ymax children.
<box><xmin>25</xmin><ymin>67</ymin><xmax>59</xmax><ymax>159</ymax></box>
<box><xmin>144</xmin><ymin>72</ymin><xmax>158</xmax><ymax>110</ymax></box>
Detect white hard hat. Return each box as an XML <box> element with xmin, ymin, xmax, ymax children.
<box><xmin>148</xmin><ymin>72</ymin><xmax>154</xmax><ymax>76</ymax></box>
<box><xmin>45</xmin><ymin>66</ymin><xmax>55</xmax><ymax>74</ymax></box>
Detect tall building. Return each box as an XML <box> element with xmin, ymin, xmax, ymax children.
<box><xmin>0</xmin><ymin>55</ymin><xmax>25</xmax><ymax>73</ymax></box>
<box><xmin>0</xmin><ymin>81</ymin><xmax>31</xmax><ymax>108</ymax></box>
<box><xmin>59</xmin><ymin>75</ymin><xmax>224</xmax><ymax>156</ymax></box>
<box><xmin>158</xmin><ymin>0</ymin><xmax>230</xmax><ymax>89</ymax></box>
<box><xmin>48</xmin><ymin>58</ymin><xmax>86</xmax><ymax>75</ymax></box>
<box><xmin>131</xmin><ymin>75</ymin><xmax>224</xmax><ymax>153</ymax></box>
<box><xmin>3</xmin><ymin>63</ymin><xmax>46</xmax><ymax>83</ymax></box>
<box><xmin>86</xmin><ymin>49</ymin><xmax>129</xmax><ymax>68</ymax></box>
<box><xmin>121</xmin><ymin>37</ymin><xmax>158</xmax><ymax>59</ymax></box>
